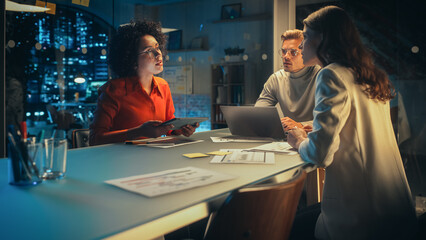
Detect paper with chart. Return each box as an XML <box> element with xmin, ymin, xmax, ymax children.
<box><xmin>162</xmin><ymin>65</ymin><xmax>193</xmax><ymax>94</ymax></box>
<box><xmin>105</xmin><ymin>167</ymin><xmax>236</xmax><ymax>197</ymax></box>
<box><xmin>210</xmin><ymin>149</ymin><xmax>275</xmax><ymax>164</ymax></box>
<box><xmin>246</xmin><ymin>142</ymin><xmax>298</xmax><ymax>155</ymax></box>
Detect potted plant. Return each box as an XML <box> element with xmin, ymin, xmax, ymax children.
<box><xmin>224</xmin><ymin>46</ymin><xmax>245</xmax><ymax>62</ymax></box>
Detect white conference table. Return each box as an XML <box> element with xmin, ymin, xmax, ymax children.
<box><xmin>0</xmin><ymin>129</ymin><xmax>306</xmax><ymax>240</ymax></box>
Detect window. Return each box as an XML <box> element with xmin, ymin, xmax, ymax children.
<box><xmin>6</xmin><ymin>5</ymin><xmax>113</xmax><ymax>123</ymax></box>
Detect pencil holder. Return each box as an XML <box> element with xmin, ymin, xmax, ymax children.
<box><xmin>8</xmin><ymin>140</ymin><xmax>43</xmax><ymax>186</ymax></box>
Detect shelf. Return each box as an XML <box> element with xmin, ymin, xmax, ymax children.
<box><xmin>212</xmin><ymin>62</ymin><xmax>246</xmax><ymax>67</ymax></box>
<box><xmin>211</xmin><ymin>122</ymin><xmax>227</xmax><ymax>125</ymax></box>
<box><xmin>211</xmin><ymin>63</ymin><xmax>246</xmax><ymax>129</ymax></box>
<box><xmin>212</xmin><ymin>83</ymin><xmax>244</xmax><ymax>86</ymax></box>
<box><xmin>212</xmin><ymin>13</ymin><xmax>271</xmax><ymax>23</ymax></box>
<box><xmin>212</xmin><ymin>103</ymin><xmax>242</xmax><ymax>106</ymax></box>
<box><xmin>167</xmin><ymin>48</ymin><xmax>209</xmax><ymax>53</ymax></box>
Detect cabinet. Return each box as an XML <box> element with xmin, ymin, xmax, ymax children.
<box><xmin>212</xmin><ymin>13</ymin><xmax>271</xmax><ymax>24</ymax></box>
<box><xmin>211</xmin><ymin>62</ymin><xmax>248</xmax><ymax>129</ymax></box>
<box><xmin>167</xmin><ymin>48</ymin><xmax>209</xmax><ymax>53</ymax></box>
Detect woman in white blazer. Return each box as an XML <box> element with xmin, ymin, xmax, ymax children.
<box><xmin>288</xmin><ymin>6</ymin><xmax>417</xmax><ymax>240</ymax></box>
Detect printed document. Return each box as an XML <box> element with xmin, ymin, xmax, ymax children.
<box><xmin>210</xmin><ymin>149</ymin><xmax>275</xmax><ymax>164</ymax></box>
<box><xmin>105</xmin><ymin>167</ymin><xmax>236</xmax><ymax>197</ymax></box>
<box><xmin>210</xmin><ymin>136</ymin><xmax>274</xmax><ymax>143</ymax></box>
<box><xmin>246</xmin><ymin>142</ymin><xmax>298</xmax><ymax>155</ymax></box>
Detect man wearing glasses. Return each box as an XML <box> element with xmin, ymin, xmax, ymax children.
<box><xmin>255</xmin><ymin>29</ymin><xmax>321</xmax><ymax>132</ymax></box>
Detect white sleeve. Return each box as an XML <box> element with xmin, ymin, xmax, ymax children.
<box><xmin>299</xmin><ymin>68</ymin><xmax>351</xmax><ymax>167</ymax></box>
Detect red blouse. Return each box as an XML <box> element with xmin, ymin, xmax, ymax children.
<box><xmin>89</xmin><ymin>76</ymin><xmax>175</xmax><ymax>145</ymax></box>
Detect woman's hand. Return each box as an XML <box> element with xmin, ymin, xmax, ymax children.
<box><xmin>172</xmin><ymin>122</ymin><xmax>199</xmax><ymax>137</ymax></box>
<box><xmin>287</xmin><ymin>127</ymin><xmax>308</xmax><ymax>150</ymax></box>
<box><xmin>130</xmin><ymin>120</ymin><xmax>173</xmax><ymax>139</ymax></box>
<box><xmin>281</xmin><ymin>117</ymin><xmax>303</xmax><ymax>131</ymax></box>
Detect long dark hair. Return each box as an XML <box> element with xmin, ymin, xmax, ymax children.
<box><xmin>303</xmin><ymin>6</ymin><xmax>394</xmax><ymax>102</ymax></box>
<box><xmin>108</xmin><ymin>20</ymin><xmax>167</xmax><ymax>78</ymax></box>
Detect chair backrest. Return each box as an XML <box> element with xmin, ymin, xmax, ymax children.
<box><xmin>72</xmin><ymin>129</ymin><xmax>90</xmax><ymax>148</ymax></box>
<box><xmin>46</xmin><ymin>104</ymin><xmax>75</xmax><ymax>130</ymax></box>
<box><xmin>204</xmin><ymin>168</ymin><xmax>307</xmax><ymax>240</ymax></box>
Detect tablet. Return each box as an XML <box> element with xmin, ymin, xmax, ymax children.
<box><xmin>160</xmin><ymin>117</ymin><xmax>208</xmax><ymax>130</ymax></box>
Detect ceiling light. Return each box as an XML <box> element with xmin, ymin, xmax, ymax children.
<box><xmin>74</xmin><ymin>73</ymin><xmax>86</xmax><ymax>84</ymax></box>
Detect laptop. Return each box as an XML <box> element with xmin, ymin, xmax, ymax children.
<box><xmin>220</xmin><ymin>106</ymin><xmax>286</xmax><ymax>140</ymax></box>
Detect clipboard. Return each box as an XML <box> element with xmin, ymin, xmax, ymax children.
<box><xmin>160</xmin><ymin>117</ymin><xmax>208</xmax><ymax>130</ymax></box>
<box><xmin>125</xmin><ymin>136</ymin><xmax>204</xmax><ymax>148</ymax></box>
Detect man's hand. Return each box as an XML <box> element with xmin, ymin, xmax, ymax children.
<box><xmin>281</xmin><ymin>117</ymin><xmax>303</xmax><ymax>131</ymax></box>
<box><xmin>302</xmin><ymin>124</ymin><xmax>313</xmax><ymax>133</ymax></box>
<box><xmin>287</xmin><ymin>127</ymin><xmax>307</xmax><ymax>150</ymax></box>
<box><xmin>172</xmin><ymin>122</ymin><xmax>199</xmax><ymax>137</ymax></box>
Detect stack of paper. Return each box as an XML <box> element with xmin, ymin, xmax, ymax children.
<box><xmin>105</xmin><ymin>167</ymin><xmax>236</xmax><ymax>197</ymax></box>
<box><xmin>246</xmin><ymin>142</ymin><xmax>297</xmax><ymax>155</ymax></box>
<box><xmin>210</xmin><ymin>136</ymin><xmax>274</xmax><ymax>143</ymax></box>
<box><xmin>210</xmin><ymin>149</ymin><xmax>275</xmax><ymax>164</ymax></box>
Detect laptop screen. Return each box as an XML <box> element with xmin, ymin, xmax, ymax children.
<box><xmin>220</xmin><ymin>106</ymin><xmax>286</xmax><ymax>140</ymax></box>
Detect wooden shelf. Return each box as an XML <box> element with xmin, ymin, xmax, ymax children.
<box><xmin>212</xmin><ymin>83</ymin><xmax>244</xmax><ymax>86</ymax></box>
<box><xmin>211</xmin><ymin>63</ymin><xmax>246</xmax><ymax>129</ymax></box>
<box><xmin>167</xmin><ymin>48</ymin><xmax>209</xmax><ymax>53</ymax></box>
<box><xmin>212</xmin><ymin>13</ymin><xmax>271</xmax><ymax>24</ymax></box>
<box><xmin>211</xmin><ymin>122</ymin><xmax>227</xmax><ymax>125</ymax></box>
<box><xmin>212</xmin><ymin>103</ymin><xmax>242</xmax><ymax>106</ymax></box>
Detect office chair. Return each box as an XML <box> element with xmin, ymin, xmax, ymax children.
<box><xmin>71</xmin><ymin>129</ymin><xmax>90</xmax><ymax>148</ymax></box>
<box><xmin>46</xmin><ymin>104</ymin><xmax>75</xmax><ymax>130</ymax></box>
<box><xmin>203</xmin><ymin>168</ymin><xmax>306</xmax><ymax>240</ymax></box>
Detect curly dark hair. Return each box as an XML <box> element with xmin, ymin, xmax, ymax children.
<box><xmin>108</xmin><ymin>20</ymin><xmax>167</xmax><ymax>78</ymax></box>
<box><xmin>303</xmin><ymin>6</ymin><xmax>394</xmax><ymax>102</ymax></box>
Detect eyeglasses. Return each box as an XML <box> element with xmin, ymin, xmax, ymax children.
<box><xmin>279</xmin><ymin>48</ymin><xmax>299</xmax><ymax>58</ymax></box>
<box><xmin>138</xmin><ymin>46</ymin><xmax>162</xmax><ymax>59</ymax></box>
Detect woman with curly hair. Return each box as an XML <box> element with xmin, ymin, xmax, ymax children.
<box><xmin>288</xmin><ymin>6</ymin><xmax>417</xmax><ymax>239</ymax></box>
<box><xmin>90</xmin><ymin>20</ymin><xmax>198</xmax><ymax>146</ymax></box>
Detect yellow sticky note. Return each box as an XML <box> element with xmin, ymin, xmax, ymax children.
<box><xmin>46</xmin><ymin>2</ymin><xmax>56</xmax><ymax>15</ymax></box>
<box><xmin>206</xmin><ymin>151</ymin><xmax>232</xmax><ymax>156</ymax></box>
<box><xmin>183</xmin><ymin>153</ymin><xmax>209</xmax><ymax>158</ymax></box>
<box><xmin>80</xmin><ymin>0</ymin><xmax>90</xmax><ymax>7</ymax></box>
<box><xmin>35</xmin><ymin>0</ymin><xmax>45</xmax><ymax>7</ymax></box>
<box><xmin>35</xmin><ymin>1</ymin><xmax>55</xmax><ymax>15</ymax></box>
<box><xmin>72</xmin><ymin>0</ymin><xmax>90</xmax><ymax>7</ymax></box>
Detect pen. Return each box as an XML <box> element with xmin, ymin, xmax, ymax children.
<box><xmin>38</xmin><ymin>129</ymin><xmax>45</xmax><ymax>143</ymax></box>
<box><xmin>125</xmin><ymin>140</ymin><xmax>149</xmax><ymax>145</ymax></box>
<box><xmin>27</xmin><ymin>141</ymin><xmax>40</xmax><ymax>178</ymax></box>
<box><xmin>125</xmin><ymin>141</ymin><xmax>150</xmax><ymax>145</ymax></box>
<box><xmin>8</xmin><ymin>125</ymin><xmax>40</xmax><ymax>181</ymax></box>
<box><xmin>20</xmin><ymin>121</ymin><xmax>27</xmax><ymax>140</ymax></box>
<box><xmin>125</xmin><ymin>140</ymin><xmax>174</xmax><ymax>146</ymax></box>
<box><xmin>14</xmin><ymin>126</ymin><xmax>32</xmax><ymax>178</ymax></box>
<box><xmin>7</xmin><ymin>132</ymin><xmax>21</xmax><ymax>182</ymax></box>
<box><xmin>7</xmin><ymin>132</ymin><xmax>32</xmax><ymax>181</ymax></box>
